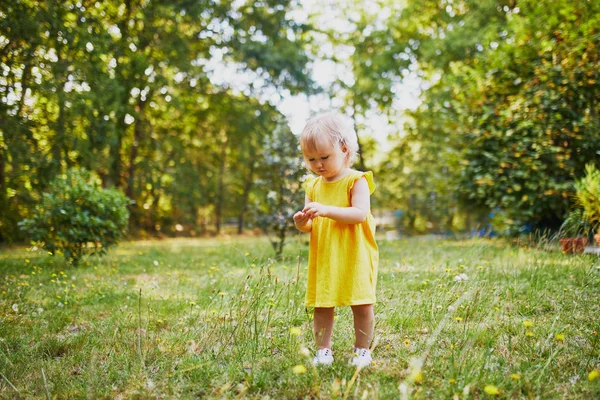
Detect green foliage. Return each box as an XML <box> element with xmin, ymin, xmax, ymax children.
<box><xmin>455</xmin><ymin>0</ymin><xmax>600</xmax><ymax>229</ymax></box>
<box><xmin>354</xmin><ymin>0</ymin><xmax>600</xmax><ymax>233</ymax></box>
<box><xmin>0</xmin><ymin>0</ymin><xmax>314</xmax><ymax>242</ymax></box>
<box><xmin>558</xmin><ymin>209</ymin><xmax>591</xmax><ymax>238</ymax></box>
<box><xmin>575</xmin><ymin>164</ymin><xmax>600</xmax><ymax>228</ymax></box>
<box><xmin>445</xmin><ymin>0</ymin><xmax>600</xmax><ymax>231</ymax></box>
<box><xmin>18</xmin><ymin>168</ymin><xmax>129</xmax><ymax>264</ymax></box>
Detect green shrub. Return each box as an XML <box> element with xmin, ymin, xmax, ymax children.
<box><xmin>18</xmin><ymin>168</ymin><xmax>129</xmax><ymax>264</ymax></box>
<box><xmin>559</xmin><ymin>208</ymin><xmax>591</xmax><ymax>238</ymax></box>
<box><xmin>575</xmin><ymin>163</ymin><xmax>600</xmax><ymax>229</ymax></box>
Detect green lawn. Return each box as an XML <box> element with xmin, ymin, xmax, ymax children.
<box><xmin>1</xmin><ymin>236</ymin><xmax>600</xmax><ymax>399</ymax></box>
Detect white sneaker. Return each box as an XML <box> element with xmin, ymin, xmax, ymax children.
<box><xmin>312</xmin><ymin>348</ymin><xmax>334</xmax><ymax>365</ymax></box>
<box><xmin>351</xmin><ymin>348</ymin><xmax>372</xmax><ymax>368</ymax></box>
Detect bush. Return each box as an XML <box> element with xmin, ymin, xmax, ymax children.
<box><xmin>18</xmin><ymin>168</ymin><xmax>129</xmax><ymax>264</ymax></box>
<box><xmin>575</xmin><ymin>163</ymin><xmax>600</xmax><ymax>229</ymax></box>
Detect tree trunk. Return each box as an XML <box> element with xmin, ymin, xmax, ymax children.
<box><xmin>109</xmin><ymin>120</ymin><xmax>124</xmax><ymax>187</ymax></box>
<box><xmin>276</xmin><ymin>225</ymin><xmax>286</xmax><ymax>257</ymax></box>
<box><xmin>237</xmin><ymin>150</ymin><xmax>256</xmax><ymax>234</ymax></box>
<box><xmin>351</xmin><ymin>106</ymin><xmax>367</xmax><ymax>171</ymax></box>
<box><xmin>215</xmin><ymin>132</ymin><xmax>228</xmax><ymax>234</ymax></box>
<box><xmin>0</xmin><ymin>146</ymin><xmax>5</xmax><ymax>242</ymax></box>
<box><xmin>126</xmin><ymin>99</ymin><xmax>147</xmax><ymax>200</ymax></box>
<box><xmin>109</xmin><ymin>0</ymin><xmax>134</xmax><ymax>189</ymax></box>
<box><xmin>52</xmin><ymin>43</ymin><xmax>67</xmax><ymax>176</ymax></box>
<box><xmin>16</xmin><ymin>51</ymin><xmax>34</xmax><ymax>120</ymax></box>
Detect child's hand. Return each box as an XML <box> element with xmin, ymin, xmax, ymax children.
<box><xmin>302</xmin><ymin>202</ymin><xmax>329</xmax><ymax>219</ymax></box>
<box><xmin>293</xmin><ymin>210</ymin><xmax>311</xmax><ymax>225</ymax></box>
<box><xmin>293</xmin><ymin>210</ymin><xmax>312</xmax><ymax>232</ymax></box>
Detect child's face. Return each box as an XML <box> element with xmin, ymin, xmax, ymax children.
<box><xmin>302</xmin><ymin>137</ymin><xmax>349</xmax><ymax>181</ymax></box>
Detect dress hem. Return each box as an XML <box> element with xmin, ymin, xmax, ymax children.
<box><xmin>305</xmin><ymin>299</ymin><xmax>376</xmax><ymax>308</ymax></box>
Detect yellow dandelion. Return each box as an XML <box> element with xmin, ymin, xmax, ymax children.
<box><xmin>218</xmin><ymin>292</ymin><xmax>227</xmax><ymax>296</ymax></box>
<box><xmin>331</xmin><ymin>378</ymin><xmax>342</xmax><ymax>396</ymax></box>
<box><xmin>410</xmin><ymin>370</ymin><xmax>423</xmax><ymax>384</ymax></box>
<box><xmin>289</xmin><ymin>327</ymin><xmax>302</xmax><ymax>336</ymax></box>
<box><xmin>555</xmin><ymin>333</ymin><xmax>565</xmax><ymax>342</ymax></box>
<box><xmin>523</xmin><ymin>320</ymin><xmax>534</xmax><ymax>328</ymax></box>
<box><xmin>588</xmin><ymin>370</ymin><xmax>600</xmax><ymax>381</ymax></box>
<box><xmin>449</xmin><ymin>378</ymin><xmax>456</xmax><ymax>384</ymax></box>
<box><xmin>455</xmin><ymin>317</ymin><xmax>463</xmax><ymax>322</ymax></box>
<box><xmin>407</xmin><ymin>360</ymin><xmax>424</xmax><ymax>384</ymax></box>
<box><xmin>292</xmin><ymin>365</ymin><xmax>306</xmax><ymax>375</ymax></box>
<box><xmin>510</xmin><ymin>373</ymin><xmax>520</xmax><ymax>381</ymax></box>
<box><xmin>483</xmin><ymin>385</ymin><xmax>500</xmax><ymax>395</ymax></box>
<box><xmin>404</xmin><ymin>339</ymin><xmax>411</xmax><ymax>347</ymax></box>
<box><xmin>525</xmin><ymin>331</ymin><xmax>534</xmax><ymax>337</ymax></box>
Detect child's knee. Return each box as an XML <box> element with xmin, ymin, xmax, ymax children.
<box><xmin>351</xmin><ymin>304</ymin><xmax>373</xmax><ymax>318</ymax></box>
<box><xmin>314</xmin><ymin>307</ymin><xmax>334</xmax><ymax>316</ymax></box>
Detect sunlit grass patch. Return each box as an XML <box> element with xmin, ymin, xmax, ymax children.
<box><xmin>1</xmin><ymin>236</ymin><xmax>600</xmax><ymax>398</ymax></box>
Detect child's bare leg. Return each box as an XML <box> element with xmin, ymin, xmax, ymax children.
<box><xmin>314</xmin><ymin>307</ymin><xmax>334</xmax><ymax>349</ymax></box>
<box><xmin>351</xmin><ymin>304</ymin><xmax>374</xmax><ymax>349</ymax></box>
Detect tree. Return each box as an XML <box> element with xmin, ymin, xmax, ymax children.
<box><xmin>0</xmin><ymin>0</ymin><xmax>315</xmax><ymax>241</ymax></box>
<box><xmin>344</xmin><ymin>0</ymin><xmax>600</xmax><ymax>233</ymax></box>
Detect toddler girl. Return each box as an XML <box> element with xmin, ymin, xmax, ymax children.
<box><xmin>293</xmin><ymin>112</ymin><xmax>378</xmax><ymax>367</ymax></box>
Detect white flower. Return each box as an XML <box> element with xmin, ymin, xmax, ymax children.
<box><xmin>153</xmin><ymin>260</ymin><xmax>159</xmax><ymax>266</ymax></box>
<box><xmin>299</xmin><ymin>347</ymin><xmax>311</xmax><ymax>357</ymax></box>
<box><xmin>454</xmin><ymin>273</ymin><xmax>469</xmax><ymax>282</ymax></box>
<box><xmin>11</xmin><ymin>304</ymin><xmax>18</xmax><ymax>313</ymax></box>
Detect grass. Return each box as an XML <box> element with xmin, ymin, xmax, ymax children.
<box><xmin>1</xmin><ymin>235</ymin><xmax>600</xmax><ymax>399</ymax></box>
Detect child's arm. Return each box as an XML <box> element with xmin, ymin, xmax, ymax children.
<box><xmin>302</xmin><ymin>177</ymin><xmax>370</xmax><ymax>224</ymax></box>
<box><xmin>293</xmin><ymin>195</ymin><xmax>313</xmax><ymax>232</ymax></box>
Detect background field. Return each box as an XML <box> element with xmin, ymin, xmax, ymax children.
<box><xmin>1</xmin><ymin>236</ymin><xmax>600</xmax><ymax>399</ymax></box>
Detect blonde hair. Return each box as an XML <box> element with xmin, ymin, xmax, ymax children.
<box><xmin>299</xmin><ymin>112</ymin><xmax>359</xmax><ymax>166</ymax></box>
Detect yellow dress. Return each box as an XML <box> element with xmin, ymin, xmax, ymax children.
<box><xmin>303</xmin><ymin>170</ymin><xmax>379</xmax><ymax>307</ymax></box>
